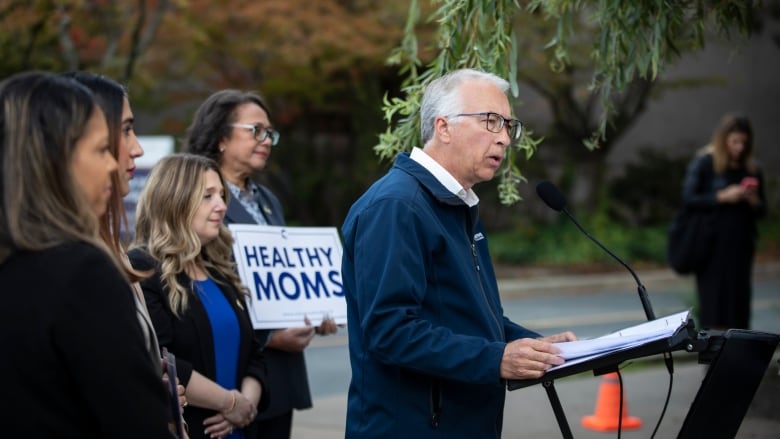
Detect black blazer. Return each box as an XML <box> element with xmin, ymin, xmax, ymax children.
<box><xmin>0</xmin><ymin>242</ymin><xmax>172</xmax><ymax>438</ymax></box>
<box><xmin>128</xmin><ymin>248</ymin><xmax>269</xmax><ymax>439</ymax></box>
<box><xmin>224</xmin><ymin>183</ymin><xmax>314</xmax><ymax>419</ymax></box>
<box><xmin>224</xmin><ymin>183</ymin><xmax>285</xmax><ymax>226</ymax></box>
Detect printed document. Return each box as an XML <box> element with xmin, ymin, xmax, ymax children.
<box><xmin>550</xmin><ymin>309</ymin><xmax>690</xmax><ymax>371</ymax></box>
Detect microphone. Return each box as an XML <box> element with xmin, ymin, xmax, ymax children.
<box><xmin>536</xmin><ymin>181</ymin><xmax>656</xmax><ymax>321</ymax></box>
<box><xmin>538</xmin><ymin>181</ymin><xmax>675</xmax><ymax>415</ymax></box>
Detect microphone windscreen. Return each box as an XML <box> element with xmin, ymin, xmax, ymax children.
<box><xmin>536</xmin><ymin>181</ymin><xmax>567</xmax><ymax>212</ymax></box>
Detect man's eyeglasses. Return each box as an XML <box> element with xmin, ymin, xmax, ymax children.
<box><xmin>447</xmin><ymin>112</ymin><xmax>522</xmax><ymax>140</ymax></box>
<box><xmin>231</xmin><ymin>123</ymin><xmax>281</xmax><ymax>146</ymax></box>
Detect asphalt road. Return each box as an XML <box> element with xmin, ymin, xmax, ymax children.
<box><xmin>293</xmin><ymin>263</ymin><xmax>780</xmax><ymax>438</ymax></box>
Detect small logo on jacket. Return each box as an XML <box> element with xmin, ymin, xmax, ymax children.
<box><xmin>474</xmin><ymin>232</ymin><xmax>485</xmax><ymax>241</ymax></box>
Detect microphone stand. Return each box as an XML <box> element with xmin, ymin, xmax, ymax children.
<box><xmin>562</xmin><ymin>205</ymin><xmax>673</xmax><ymax>375</ymax></box>
<box><xmin>561</xmin><ymin>207</ymin><xmax>656</xmax><ymax>321</ymax></box>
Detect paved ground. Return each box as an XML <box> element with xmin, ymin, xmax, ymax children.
<box><xmin>290</xmin><ymin>262</ymin><xmax>780</xmax><ymax>438</ymax></box>
<box><xmin>293</xmin><ymin>357</ymin><xmax>780</xmax><ymax>438</ymax></box>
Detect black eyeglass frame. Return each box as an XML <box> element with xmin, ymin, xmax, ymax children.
<box><xmin>230</xmin><ymin>123</ymin><xmax>281</xmax><ymax>146</ymax></box>
<box><xmin>447</xmin><ymin>112</ymin><xmax>522</xmax><ymax>140</ymax></box>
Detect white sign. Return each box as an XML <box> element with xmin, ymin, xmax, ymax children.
<box><xmin>228</xmin><ymin>224</ymin><xmax>347</xmax><ymax>329</ymax></box>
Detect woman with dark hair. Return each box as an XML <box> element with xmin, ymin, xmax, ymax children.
<box><xmin>185</xmin><ymin>89</ymin><xmax>337</xmax><ymax>439</ymax></box>
<box><xmin>0</xmin><ymin>71</ymin><xmax>172</xmax><ymax>437</ymax></box>
<box><xmin>62</xmin><ymin>71</ymin><xmax>160</xmax><ymax>365</ymax></box>
<box><xmin>681</xmin><ymin>113</ymin><xmax>767</xmax><ymax>329</ymax></box>
<box><xmin>65</xmin><ymin>72</ymin><xmax>189</xmax><ymax>435</ymax></box>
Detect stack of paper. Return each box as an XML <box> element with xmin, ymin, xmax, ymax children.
<box><xmin>549</xmin><ymin>309</ymin><xmax>691</xmax><ymax>371</ymax></box>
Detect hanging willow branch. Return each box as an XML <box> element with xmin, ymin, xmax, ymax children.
<box><xmin>377</xmin><ymin>0</ymin><xmax>759</xmax><ymax>205</ymax></box>
<box><xmin>377</xmin><ymin>0</ymin><xmax>539</xmax><ymax>205</ymax></box>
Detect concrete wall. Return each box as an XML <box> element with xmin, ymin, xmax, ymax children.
<box><xmin>609</xmin><ymin>18</ymin><xmax>780</xmax><ymax>208</ymax></box>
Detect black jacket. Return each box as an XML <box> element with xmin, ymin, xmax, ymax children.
<box><xmin>129</xmin><ymin>248</ymin><xmax>269</xmax><ymax>439</ymax></box>
<box><xmin>224</xmin><ymin>183</ymin><xmax>314</xmax><ymax>420</ymax></box>
<box><xmin>0</xmin><ymin>242</ymin><xmax>173</xmax><ymax>438</ymax></box>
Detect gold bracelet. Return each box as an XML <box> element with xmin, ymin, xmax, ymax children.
<box><xmin>224</xmin><ymin>390</ymin><xmax>237</xmax><ymax>413</ymax></box>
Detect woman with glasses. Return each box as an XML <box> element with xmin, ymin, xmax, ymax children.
<box><xmin>185</xmin><ymin>89</ymin><xmax>338</xmax><ymax>439</ymax></box>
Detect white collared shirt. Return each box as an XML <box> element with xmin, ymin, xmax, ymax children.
<box><xmin>410</xmin><ymin>147</ymin><xmax>480</xmax><ymax>207</ymax></box>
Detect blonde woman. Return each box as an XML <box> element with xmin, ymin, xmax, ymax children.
<box><xmin>0</xmin><ymin>71</ymin><xmax>172</xmax><ymax>437</ymax></box>
<box><xmin>129</xmin><ymin>153</ymin><xmax>267</xmax><ymax>439</ymax></box>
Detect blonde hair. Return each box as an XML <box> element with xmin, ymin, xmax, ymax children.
<box><xmin>0</xmin><ymin>71</ymin><xmax>124</xmax><ymax>275</ymax></box>
<box><xmin>133</xmin><ymin>153</ymin><xmax>248</xmax><ymax>317</ymax></box>
<box><xmin>706</xmin><ymin>113</ymin><xmax>756</xmax><ymax>175</ymax></box>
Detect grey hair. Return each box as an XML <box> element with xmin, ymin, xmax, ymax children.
<box><xmin>419</xmin><ymin>69</ymin><xmax>510</xmax><ymax>144</ymax></box>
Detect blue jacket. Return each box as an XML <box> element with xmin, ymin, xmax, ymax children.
<box><xmin>341</xmin><ymin>153</ymin><xmax>540</xmax><ymax>438</ymax></box>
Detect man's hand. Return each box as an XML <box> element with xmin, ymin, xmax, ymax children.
<box><xmin>538</xmin><ymin>331</ymin><xmax>577</xmax><ymax>344</ymax></box>
<box><xmin>500</xmin><ymin>331</ymin><xmax>577</xmax><ymax>380</ymax></box>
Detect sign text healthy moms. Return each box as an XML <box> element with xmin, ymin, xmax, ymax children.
<box><xmin>228</xmin><ymin>225</ymin><xmax>346</xmax><ymax>329</ymax></box>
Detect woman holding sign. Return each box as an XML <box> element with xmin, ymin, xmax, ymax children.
<box><xmin>129</xmin><ymin>153</ymin><xmax>268</xmax><ymax>439</ymax></box>
<box><xmin>185</xmin><ymin>89</ymin><xmax>337</xmax><ymax>439</ymax></box>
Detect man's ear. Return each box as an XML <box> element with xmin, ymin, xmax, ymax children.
<box><xmin>434</xmin><ymin>116</ymin><xmax>452</xmax><ymax>143</ymax></box>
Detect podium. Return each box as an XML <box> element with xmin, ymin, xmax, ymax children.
<box><xmin>507</xmin><ymin>321</ymin><xmax>779</xmax><ymax>438</ymax></box>
<box><xmin>678</xmin><ymin>328</ymin><xmax>779</xmax><ymax>438</ymax></box>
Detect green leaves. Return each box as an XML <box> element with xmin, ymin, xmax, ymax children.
<box><xmin>377</xmin><ymin>0</ymin><xmax>539</xmax><ymax>204</ymax></box>
<box><xmin>380</xmin><ymin>0</ymin><xmax>760</xmax><ymax>205</ymax></box>
<box><xmin>536</xmin><ymin>0</ymin><xmax>756</xmax><ymax>143</ymax></box>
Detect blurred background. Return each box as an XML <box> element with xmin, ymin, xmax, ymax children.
<box><xmin>1</xmin><ymin>0</ymin><xmax>778</xmax><ymax>269</ymax></box>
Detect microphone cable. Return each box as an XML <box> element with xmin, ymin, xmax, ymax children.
<box><xmin>650</xmin><ymin>354</ymin><xmax>675</xmax><ymax>439</ymax></box>
<box><xmin>536</xmin><ymin>181</ymin><xmax>678</xmax><ymax>437</ymax></box>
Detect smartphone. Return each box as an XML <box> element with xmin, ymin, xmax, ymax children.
<box><xmin>162</xmin><ymin>347</ymin><xmax>185</xmax><ymax>439</ymax></box>
<box><xmin>740</xmin><ymin>176</ymin><xmax>759</xmax><ymax>190</ymax></box>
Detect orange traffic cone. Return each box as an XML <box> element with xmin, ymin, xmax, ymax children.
<box><xmin>581</xmin><ymin>372</ymin><xmax>642</xmax><ymax>431</ymax></box>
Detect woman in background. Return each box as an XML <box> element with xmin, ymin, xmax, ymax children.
<box><xmin>130</xmin><ymin>153</ymin><xmax>267</xmax><ymax>439</ymax></box>
<box><xmin>0</xmin><ymin>71</ymin><xmax>172</xmax><ymax>437</ymax></box>
<box><xmin>682</xmin><ymin>113</ymin><xmax>767</xmax><ymax>329</ymax></box>
<box><xmin>185</xmin><ymin>89</ymin><xmax>337</xmax><ymax>439</ymax></box>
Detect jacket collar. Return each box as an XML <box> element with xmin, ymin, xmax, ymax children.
<box><xmin>394</xmin><ymin>152</ymin><xmax>468</xmax><ymax>207</ymax></box>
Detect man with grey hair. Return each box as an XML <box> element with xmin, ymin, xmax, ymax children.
<box><xmin>340</xmin><ymin>68</ymin><xmax>577</xmax><ymax>438</ymax></box>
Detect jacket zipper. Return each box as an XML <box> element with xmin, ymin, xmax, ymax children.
<box><xmin>470</xmin><ymin>238</ymin><xmax>502</xmax><ymax>333</ymax></box>
<box><xmin>430</xmin><ymin>380</ymin><xmax>441</xmax><ymax>428</ymax></box>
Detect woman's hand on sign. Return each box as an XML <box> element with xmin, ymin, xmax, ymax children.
<box><xmin>266</xmin><ymin>322</ymin><xmax>315</xmax><ymax>352</ymax></box>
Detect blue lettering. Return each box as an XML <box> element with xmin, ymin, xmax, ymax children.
<box><xmin>328</xmin><ymin>270</ymin><xmax>344</xmax><ymax>296</ymax></box>
<box><xmin>283</xmin><ymin>248</ymin><xmax>297</xmax><ymax>267</ymax></box>
<box><xmin>320</xmin><ymin>247</ymin><xmax>333</xmax><ymax>266</ymax></box>
<box><xmin>250</xmin><ymin>268</ymin><xmax>344</xmax><ymax>301</ymax></box>
<box><xmin>278</xmin><ymin>272</ymin><xmax>300</xmax><ymax>299</ymax></box>
<box><xmin>243</xmin><ymin>245</ymin><xmax>259</xmax><ymax>268</ymax></box>
<box><xmin>271</xmin><ymin>248</ymin><xmax>285</xmax><ymax>267</ymax></box>
<box><xmin>292</xmin><ymin>247</ymin><xmax>305</xmax><ymax>266</ymax></box>
<box><xmin>305</xmin><ymin>247</ymin><xmax>322</xmax><ymax>267</ymax></box>
<box><xmin>253</xmin><ymin>271</ymin><xmax>279</xmax><ymax>301</ymax></box>
<box><xmin>301</xmin><ymin>271</ymin><xmax>329</xmax><ymax>299</ymax></box>
<box><xmin>259</xmin><ymin>246</ymin><xmax>271</xmax><ymax>267</ymax></box>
